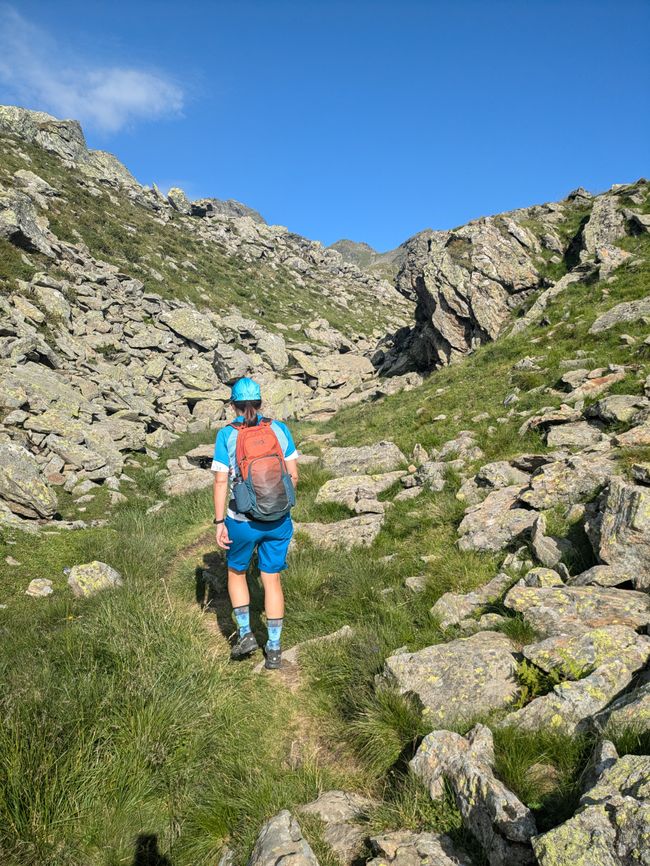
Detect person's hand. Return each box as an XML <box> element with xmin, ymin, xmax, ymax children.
<box><xmin>216</xmin><ymin>522</ymin><xmax>231</xmax><ymax>550</ymax></box>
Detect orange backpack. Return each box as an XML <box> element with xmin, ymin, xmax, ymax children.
<box><xmin>229</xmin><ymin>419</ymin><xmax>295</xmax><ymax>521</ymax></box>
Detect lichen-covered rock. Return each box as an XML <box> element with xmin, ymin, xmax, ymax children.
<box><xmin>501</xmin><ymin>659</ymin><xmax>642</xmax><ymax>735</ymax></box>
<box><xmin>315</xmin><ymin>472</ymin><xmax>405</xmax><ymax>509</ymax></box>
<box><xmin>159</xmin><ymin>308</ymin><xmax>221</xmax><ymax>350</ymax></box>
<box><xmin>294</xmin><ymin>514</ymin><xmax>383</xmax><ymax>549</ymax></box>
<box><xmin>431</xmin><ymin>572</ymin><xmax>516</xmax><ymax>629</ymax></box>
<box><xmin>586</xmin><ymin>394</ymin><xmax>649</xmax><ymax>425</ymax></box>
<box><xmin>383</xmin><ymin>631</ymin><xmax>518</xmax><ymax>725</ymax></box>
<box><xmin>518</xmin><ymin>453</ymin><xmax>617</xmax><ymax>510</ymax></box>
<box><xmin>523</xmin><ymin>625</ymin><xmax>650</xmax><ymax>678</ymax></box>
<box><xmin>503</xmin><ymin>585</ymin><xmax>650</xmax><ymax>637</ymax></box>
<box><xmin>545</xmin><ymin>421</ymin><xmax>605</xmax><ymax>449</ymax></box>
<box><xmin>593</xmin><ymin>681</ymin><xmax>650</xmax><ymax>737</ymax></box>
<box><xmin>67</xmin><ymin>561</ymin><xmax>123</xmax><ymax>598</ymax></box>
<box><xmin>414</xmin><ymin>461</ymin><xmax>448</xmax><ymax>491</ymax></box>
<box><xmin>25</xmin><ymin>578</ymin><xmax>54</xmax><ymax>598</ymax></box>
<box><xmin>532</xmin><ymin>752</ymin><xmax>650</xmax><ymax>866</ymax></box>
<box><xmin>321</xmin><ymin>442</ymin><xmax>406</xmax><ymax>476</ymax></box>
<box><xmin>293</xmin><ymin>351</ymin><xmax>374</xmax><ymax>388</ymax></box>
<box><xmin>457</xmin><ymin>485</ymin><xmax>536</xmax><ymax>552</ymax></box>
<box><xmin>0</xmin><ymin>443</ymin><xmax>57</xmax><ymax>518</ymax></box>
<box><xmin>247</xmin><ymin>811</ymin><xmax>319</xmax><ymax>866</ymax></box>
<box><xmin>163</xmin><ymin>467</ymin><xmax>213</xmax><ymax>496</ymax></box>
<box><xmin>598</xmin><ymin>477</ymin><xmax>650</xmax><ymax>589</ymax></box>
<box><xmin>410</xmin><ymin>724</ymin><xmax>536</xmax><ymax>866</ymax></box>
<box><xmin>300</xmin><ymin>790</ymin><xmax>376</xmax><ymax>864</ymax></box>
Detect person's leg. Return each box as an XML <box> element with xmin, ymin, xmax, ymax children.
<box><xmin>257</xmin><ymin>518</ymin><xmax>293</xmax><ymax>663</ymax></box>
<box><xmin>224</xmin><ymin>518</ymin><xmax>258</xmax><ymax>657</ymax></box>
<box><xmin>228</xmin><ymin>568</ymin><xmax>251</xmax><ymax>636</ymax></box>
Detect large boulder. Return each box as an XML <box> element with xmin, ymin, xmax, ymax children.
<box><xmin>518</xmin><ymin>453</ymin><xmax>617</xmax><ymax>510</ymax></box>
<box><xmin>321</xmin><ymin>442</ymin><xmax>406</xmax><ymax>476</ymax></box>
<box><xmin>523</xmin><ymin>625</ymin><xmax>650</xmax><ymax>678</ymax></box>
<box><xmin>598</xmin><ymin>477</ymin><xmax>650</xmax><ymax>590</ymax></box>
<box><xmin>411</xmin><ymin>724</ymin><xmax>536</xmax><ymax>866</ymax></box>
<box><xmin>532</xmin><ymin>750</ymin><xmax>650</xmax><ymax>866</ymax></box>
<box><xmin>589</xmin><ymin>295</ymin><xmax>650</xmax><ymax>334</ymax></box>
<box><xmin>593</xmin><ymin>681</ymin><xmax>650</xmax><ymax>736</ymax></box>
<box><xmin>294</xmin><ymin>515</ymin><xmax>383</xmax><ymax>549</ymax></box>
<box><xmin>159</xmin><ymin>308</ymin><xmax>221</xmax><ymax>350</ymax></box>
<box><xmin>0</xmin><ymin>443</ymin><xmax>57</xmax><ymax>518</ymax></box>
<box><xmin>315</xmin><ymin>471</ymin><xmax>405</xmax><ymax>510</ymax></box>
<box><xmin>293</xmin><ymin>350</ymin><xmax>373</xmax><ymax>388</ymax></box>
<box><xmin>382</xmin><ymin>631</ymin><xmax>518</xmax><ymax>726</ymax></box>
<box><xmin>0</xmin><ymin>188</ymin><xmax>54</xmax><ymax>256</ymax></box>
<box><xmin>431</xmin><ymin>571</ymin><xmax>516</xmax><ymax>629</ymax></box>
<box><xmin>457</xmin><ymin>485</ymin><xmax>537</xmax><ymax>552</ymax></box>
<box><xmin>501</xmin><ymin>659</ymin><xmax>641</xmax><ymax>735</ymax></box>
<box><xmin>247</xmin><ymin>811</ymin><xmax>319</xmax><ymax>866</ymax></box>
<box><xmin>503</xmin><ymin>585</ymin><xmax>650</xmax><ymax>637</ymax></box>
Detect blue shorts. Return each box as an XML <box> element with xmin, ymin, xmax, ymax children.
<box><xmin>225</xmin><ymin>514</ymin><xmax>294</xmax><ymax>573</ymax></box>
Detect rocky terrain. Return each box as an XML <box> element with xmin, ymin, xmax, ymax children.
<box><xmin>1</xmin><ymin>103</ymin><xmax>650</xmax><ymax>866</ymax></box>
<box><xmin>328</xmin><ymin>238</ymin><xmax>406</xmax><ymax>281</ymax></box>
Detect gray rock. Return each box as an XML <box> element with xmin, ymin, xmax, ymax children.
<box><xmin>431</xmin><ymin>572</ymin><xmax>516</xmax><ymax>629</ymax></box>
<box><xmin>586</xmin><ymin>394</ymin><xmax>649</xmax><ymax>425</ymax></box>
<box><xmin>25</xmin><ymin>578</ymin><xmax>54</xmax><ymax>597</ymax></box>
<box><xmin>300</xmin><ymin>790</ymin><xmax>376</xmax><ymax>864</ymax></box>
<box><xmin>414</xmin><ymin>461</ymin><xmax>447</xmax><ymax>491</ymax></box>
<box><xmin>522</xmin><ymin>625</ymin><xmax>650</xmax><ymax>678</ymax></box>
<box><xmin>503</xmin><ymin>585</ymin><xmax>650</xmax><ymax>638</ymax></box>
<box><xmin>167</xmin><ymin>187</ymin><xmax>191</xmax><ymax>214</ymax></box>
<box><xmin>367</xmin><ymin>831</ymin><xmax>473</xmax><ymax>866</ymax></box>
<box><xmin>247</xmin><ymin>811</ymin><xmax>319</xmax><ymax>866</ymax></box>
<box><xmin>0</xmin><ymin>188</ymin><xmax>54</xmax><ymax>256</ymax></box>
<box><xmin>67</xmin><ymin>561</ymin><xmax>123</xmax><ymax>598</ymax></box>
<box><xmin>315</xmin><ymin>471</ymin><xmax>405</xmax><ymax>509</ymax></box>
<box><xmin>321</xmin><ymin>442</ymin><xmax>406</xmax><ymax>476</ymax></box>
<box><xmin>532</xmin><ymin>752</ymin><xmax>650</xmax><ymax>866</ymax></box>
<box><xmin>598</xmin><ymin>477</ymin><xmax>650</xmax><ymax>589</ymax></box>
<box><xmin>545</xmin><ymin>421</ymin><xmax>605</xmax><ymax>448</ymax></box>
<box><xmin>0</xmin><ymin>443</ymin><xmax>57</xmax><ymax>518</ymax></box>
<box><xmin>457</xmin><ymin>485</ymin><xmax>537</xmax><ymax>552</ymax></box>
<box><xmin>501</xmin><ymin>659</ymin><xmax>641</xmax><ymax>736</ymax></box>
<box><xmin>293</xmin><ymin>351</ymin><xmax>374</xmax><ymax>389</ymax></box>
<box><xmin>160</xmin><ymin>308</ymin><xmax>221</xmax><ymax>350</ymax></box>
<box><xmin>382</xmin><ymin>631</ymin><xmax>518</xmax><ymax>726</ymax></box>
<box><xmin>593</xmin><ymin>681</ymin><xmax>650</xmax><ymax>736</ymax></box>
<box><xmin>518</xmin><ymin>453</ymin><xmax>617</xmax><ymax>510</ymax></box>
<box><xmin>589</xmin><ymin>295</ymin><xmax>650</xmax><ymax>334</ymax></box>
<box><xmin>411</xmin><ymin>724</ymin><xmax>537</xmax><ymax>866</ymax></box>
<box><xmin>294</xmin><ymin>515</ymin><xmax>383</xmax><ymax>549</ymax></box>
<box><xmin>163</xmin><ymin>467</ymin><xmax>213</xmax><ymax>497</ymax></box>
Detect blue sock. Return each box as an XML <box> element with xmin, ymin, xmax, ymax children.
<box><xmin>233</xmin><ymin>605</ymin><xmax>251</xmax><ymax>638</ymax></box>
<box><xmin>266</xmin><ymin>617</ymin><xmax>283</xmax><ymax>651</ymax></box>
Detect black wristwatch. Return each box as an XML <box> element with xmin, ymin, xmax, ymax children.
<box><xmin>213</xmin><ymin>518</ymin><xmax>224</xmax><ymax>525</ymax></box>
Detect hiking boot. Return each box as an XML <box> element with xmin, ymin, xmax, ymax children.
<box><xmin>264</xmin><ymin>645</ymin><xmax>282</xmax><ymax>670</ymax></box>
<box><xmin>230</xmin><ymin>631</ymin><xmax>259</xmax><ymax>661</ymax></box>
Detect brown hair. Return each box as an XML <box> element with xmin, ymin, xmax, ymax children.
<box><xmin>233</xmin><ymin>400</ymin><xmax>262</xmax><ymax>427</ymax></box>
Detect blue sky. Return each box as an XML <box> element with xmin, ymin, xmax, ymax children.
<box><xmin>1</xmin><ymin>1</ymin><xmax>648</xmax><ymax>250</ymax></box>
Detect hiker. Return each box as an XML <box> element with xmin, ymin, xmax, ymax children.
<box><xmin>212</xmin><ymin>377</ymin><xmax>298</xmax><ymax>669</ymax></box>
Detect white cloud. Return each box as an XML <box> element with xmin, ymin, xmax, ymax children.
<box><xmin>0</xmin><ymin>4</ymin><xmax>184</xmax><ymax>133</ymax></box>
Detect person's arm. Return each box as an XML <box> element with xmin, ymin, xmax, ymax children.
<box><xmin>213</xmin><ymin>471</ymin><xmax>231</xmax><ymax>549</ymax></box>
<box><xmin>286</xmin><ymin>458</ymin><xmax>299</xmax><ymax>488</ymax></box>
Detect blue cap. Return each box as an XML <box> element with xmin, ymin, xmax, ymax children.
<box><xmin>230</xmin><ymin>377</ymin><xmax>261</xmax><ymax>402</ymax></box>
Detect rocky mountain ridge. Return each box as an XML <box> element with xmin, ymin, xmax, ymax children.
<box><xmin>376</xmin><ymin>181</ymin><xmax>649</xmax><ymax>375</ymax></box>
<box><xmin>0</xmin><ymin>105</ymin><xmax>419</xmax><ymax>530</ymax></box>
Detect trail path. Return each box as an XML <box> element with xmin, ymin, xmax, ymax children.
<box><xmin>167</xmin><ymin>524</ymin><xmax>362</xmax><ymax>776</ymax></box>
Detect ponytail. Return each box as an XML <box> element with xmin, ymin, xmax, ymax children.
<box><xmin>233</xmin><ymin>400</ymin><xmax>262</xmax><ymax>427</ymax></box>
